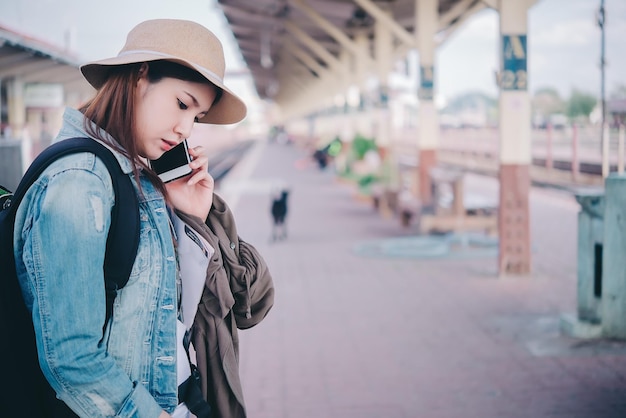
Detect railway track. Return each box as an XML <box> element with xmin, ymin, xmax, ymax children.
<box><xmin>207</xmin><ymin>140</ymin><xmax>255</xmax><ymax>183</ymax></box>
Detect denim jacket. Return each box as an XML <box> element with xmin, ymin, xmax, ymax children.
<box><xmin>13</xmin><ymin>108</ymin><xmax>179</xmax><ymax>417</ymax></box>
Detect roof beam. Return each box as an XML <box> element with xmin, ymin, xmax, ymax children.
<box><xmin>440</xmin><ymin>0</ymin><xmax>480</xmax><ymax>28</ymax></box>
<box><xmin>284</xmin><ymin>38</ymin><xmax>329</xmax><ymax>78</ymax></box>
<box><xmin>289</xmin><ymin>0</ymin><xmax>367</xmax><ymax>60</ymax></box>
<box><xmin>284</xmin><ymin>20</ymin><xmax>343</xmax><ymax>72</ymax></box>
<box><xmin>0</xmin><ymin>51</ymin><xmax>34</xmax><ymax>68</ymax></box>
<box><xmin>0</xmin><ymin>59</ymin><xmax>58</xmax><ymax>79</ymax></box>
<box><xmin>480</xmin><ymin>0</ymin><xmax>538</xmax><ymax>10</ymax></box>
<box><xmin>21</xmin><ymin>65</ymin><xmax>81</xmax><ymax>83</ymax></box>
<box><xmin>229</xmin><ymin>23</ymin><xmax>263</xmax><ymax>37</ymax></box>
<box><xmin>221</xmin><ymin>3</ymin><xmax>280</xmax><ymax>25</ymax></box>
<box><xmin>352</xmin><ymin>0</ymin><xmax>415</xmax><ymax>48</ymax></box>
<box><xmin>437</xmin><ymin>0</ymin><xmax>488</xmax><ymax>46</ymax></box>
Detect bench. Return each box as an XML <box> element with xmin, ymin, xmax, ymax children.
<box><xmin>419</xmin><ymin>167</ymin><xmax>497</xmax><ymax>235</ymax></box>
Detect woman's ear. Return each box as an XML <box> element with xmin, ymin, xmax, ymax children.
<box><xmin>137</xmin><ymin>62</ymin><xmax>149</xmax><ymax>80</ymax></box>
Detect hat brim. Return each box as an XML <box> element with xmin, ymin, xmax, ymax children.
<box><xmin>80</xmin><ymin>53</ymin><xmax>247</xmax><ymax>125</ymax></box>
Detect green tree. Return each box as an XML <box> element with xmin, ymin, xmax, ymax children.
<box><xmin>565</xmin><ymin>89</ymin><xmax>597</xmax><ymax>119</ymax></box>
<box><xmin>351</xmin><ymin>133</ymin><xmax>377</xmax><ymax>160</ymax></box>
<box><xmin>532</xmin><ymin>87</ymin><xmax>565</xmax><ymax>116</ymax></box>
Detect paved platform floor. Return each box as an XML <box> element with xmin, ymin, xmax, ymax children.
<box><xmin>218</xmin><ymin>140</ymin><xmax>626</xmax><ymax>418</ymax></box>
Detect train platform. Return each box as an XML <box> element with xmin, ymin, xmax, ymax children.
<box><xmin>217</xmin><ymin>139</ymin><xmax>626</xmax><ymax>418</ymax></box>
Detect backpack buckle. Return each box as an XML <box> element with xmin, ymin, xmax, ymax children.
<box><xmin>1</xmin><ymin>194</ymin><xmax>12</xmax><ymax>210</ymax></box>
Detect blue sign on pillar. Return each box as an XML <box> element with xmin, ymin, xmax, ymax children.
<box><xmin>379</xmin><ymin>85</ymin><xmax>389</xmax><ymax>108</ymax></box>
<box><xmin>418</xmin><ymin>65</ymin><xmax>434</xmax><ymax>100</ymax></box>
<box><xmin>501</xmin><ymin>35</ymin><xmax>527</xmax><ymax>91</ymax></box>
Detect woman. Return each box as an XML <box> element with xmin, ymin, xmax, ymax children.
<box><xmin>13</xmin><ymin>19</ymin><xmax>272</xmax><ymax>418</ymax></box>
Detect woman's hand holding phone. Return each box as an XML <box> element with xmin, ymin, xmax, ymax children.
<box><xmin>165</xmin><ymin>144</ymin><xmax>214</xmax><ymax>220</ymax></box>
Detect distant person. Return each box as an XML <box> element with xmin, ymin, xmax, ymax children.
<box><xmin>311</xmin><ymin>138</ymin><xmax>341</xmax><ymax>170</ymax></box>
<box><xmin>9</xmin><ymin>19</ymin><xmax>273</xmax><ymax>418</ymax></box>
<box><xmin>313</xmin><ymin>148</ymin><xmax>328</xmax><ymax>169</ymax></box>
<box><xmin>271</xmin><ymin>188</ymin><xmax>290</xmax><ymax>241</ymax></box>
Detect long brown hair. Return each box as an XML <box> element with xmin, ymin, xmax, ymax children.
<box><xmin>79</xmin><ymin>60</ymin><xmax>222</xmax><ymax>197</ymax></box>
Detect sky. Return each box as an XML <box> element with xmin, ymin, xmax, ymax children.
<box><xmin>0</xmin><ymin>0</ymin><xmax>624</xmax><ymax>103</ymax></box>
<box><xmin>437</xmin><ymin>0</ymin><xmax>626</xmax><ymax>100</ymax></box>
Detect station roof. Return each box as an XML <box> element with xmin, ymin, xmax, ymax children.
<box><xmin>0</xmin><ymin>24</ymin><xmax>89</xmax><ymax>91</ymax></box>
<box><xmin>216</xmin><ymin>0</ymin><xmax>492</xmax><ymax>103</ymax></box>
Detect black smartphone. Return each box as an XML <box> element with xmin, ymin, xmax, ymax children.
<box><xmin>149</xmin><ymin>140</ymin><xmax>193</xmax><ymax>183</ymax></box>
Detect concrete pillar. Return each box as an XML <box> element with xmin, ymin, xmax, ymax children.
<box><xmin>374</xmin><ymin>11</ymin><xmax>393</xmax><ymax>154</ymax></box>
<box><xmin>372</xmin><ymin>12</ymin><xmax>397</xmax><ymax>216</ymax></box>
<box><xmin>354</xmin><ymin>30</ymin><xmax>370</xmax><ymax>117</ymax></box>
<box><xmin>338</xmin><ymin>50</ymin><xmax>354</xmax><ymax>142</ymax></box>
<box><xmin>6</xmin><ymin>77</ymin><xmax>26</xmax><ymax>138</ymax></box>
<box><xmin>416</xmin><ymin>0</ymin><xmax>439</xmax><ymax>206</ymax></box>
<box><xmin>356</xmin><ymin>32</ymin><xmax>376</xmax><ymax>139</ymax></box>
<box><xmin>498</xmin><ymin>0</ymin><xmax>532</xmax><ymax>275</ymax></box>
<box><xmin>601</xmin><ymin>174</ymin><xmax>626</xmax><ymax>338</ymax></box>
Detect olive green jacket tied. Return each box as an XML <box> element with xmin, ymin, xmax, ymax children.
<box><xmin>176</xmin><ymin>194</ymin><xmax>274</xmax><ymax>418</ymax></box>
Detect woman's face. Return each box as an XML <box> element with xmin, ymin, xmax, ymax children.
<box><xmin>134</xmin><ymin>72</ymin><xmax>217</xmax><ymax>160</ymax></box>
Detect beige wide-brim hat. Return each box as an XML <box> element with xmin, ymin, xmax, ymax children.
<box><xmin>80</xmin><ymin>19</ymin><xmax>247</xmax><ymax>125</ymax></box>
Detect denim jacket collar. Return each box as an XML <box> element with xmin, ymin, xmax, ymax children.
<box><xmin>57</xmin><ymin>107</ymin><xmax>135</xmax><ymax>176</ymax></box>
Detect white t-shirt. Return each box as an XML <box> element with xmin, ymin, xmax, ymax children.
<box><xmin>171</xmin><ymin>215</ymin><xmax>215</xmax><ymax>418</ymax></box>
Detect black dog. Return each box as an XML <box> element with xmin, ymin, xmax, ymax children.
<box><xmin>271</xmin><ymin>190</ymin><xmax>289</xmax><ymax>241</ymax></box>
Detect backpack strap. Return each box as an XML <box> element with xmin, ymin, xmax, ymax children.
<box><xmin>8</xmin><ymin>137</ymin><xmax>140</xmax><ymax>324</ymax></box>
<box><xmin>1</xmin><ymin>137</ymin><xmax>140</xmax><ymax>417</ymax></box>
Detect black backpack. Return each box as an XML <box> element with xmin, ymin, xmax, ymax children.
<box><xmin>0</xmin><ymin>137</ymin><xmax>140</xmax><ymax>417</ymax></box>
